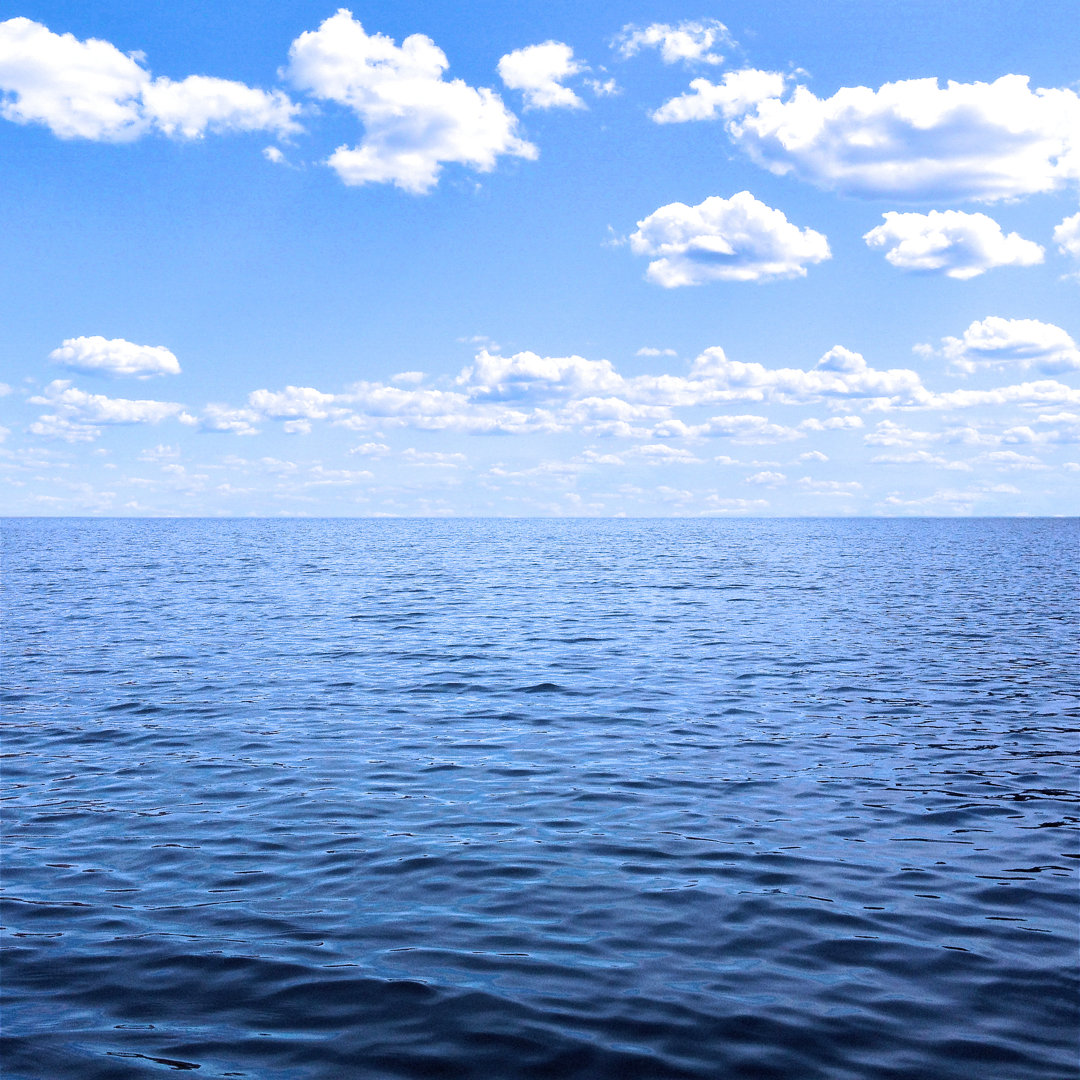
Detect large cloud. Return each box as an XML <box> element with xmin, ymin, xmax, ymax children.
<box><xmin>613</xmin><ymin>20</ymin><xmax>731</xmax><ymax>66</ymax></box>
<box><xmin>629</xmin><ymin>192</ymin><xmax>830</xmax><ymax>286</ymax></box>
<box><xmin>48</xmin><ymin>336</ymin><xmax>181</xmax><ymax>378</ymax></box>
<box><xmin>497</xmin><ymin>42</ymin><xmax>584</xmax><ymax>111</ymax></box>
<box><xmin>0</xmin><ymin>17</ymin><xmax>301</xmax><ymax>141</ymax></box>
<box><xmin>656</xmin><ymin>72</ymin><xmax>1080</xmax><ymax>202</ymax></box>
<box><xmin>863</xmin><ymin>210</ymin><xmax>1044</xmax><ymax>278</ymax></box>
<box><xmin>940</xmin><ymin>317</ymin><xmax>1080</xmax><ymax>375</ymax></box>
<box><xmin>287</xmin><ymin>9</ymin><xmax>535</xmax><ymax>193</ymax></box>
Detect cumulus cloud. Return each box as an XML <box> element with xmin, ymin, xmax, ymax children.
<box><xmin>940</xmin><ymin>317</ymin><xmax>1080</xmax><ymax>375</ymax></box>
<box><xmin>458</xmin><ymin>349</ymin><xmax>622</xmax><ymax>400</ymax></box>
<box><xmin>613</xmin><ymin>20</ymin><xmax>731</xmax><ymax>66</ymax></box>
<box><xmin>497</xmin><ymin>42</ymin><xmax>584</xmax><ymax>110</ymax></box>
<box><xmin>863</xmin><ymin>211</ymin><xmax>1044</xmax><ymax>278</ymax></box>
<box><xmin>629</xmin><ymin>191</ymin><xmax>830</xmax><ymax>286</ymax></box>
<box><xmin>199</xmin><ymin>404</ymin><xmax>260</xmax><ymax>435</ymax></box>
<box><xmin>651</xmin><ymin>69</ymin><xmax>785</xmax><ymax>124</ymax></box>
<box><xmin>248</xmin><ymin>385</ymin><xmax>343</xmax><ymax>420</ymax></box>
<box><xmin>688</xmin><ymin>345</ymin><xmax>926</xmax><ymax>405</ymax></box>
<box><xmin>48</xmin><ymin>335</ymin><xmax>181</xmax><ymax>378</ymax></box>
<box><xmin>0</xmin><ymin>17</ymin><xmax>301</xmax><ymax>141</ymax></box>
<box><xmin>28</xmin><ymin>379</ymin><xmax>187</xmax><ymax>440</ymax></box>
<box><xmin>286</xmin><ymin>9</ymin><xmax>535</xmax><ymax>193</ymax></box>
<box><xmin>656</xmin><ymin>70</ymin><xmax>1080</xmax><ymax>202</ymax></box>
<box><xmin>1055</xmin><ymin>212</ymin><xmax>1080</xmax><ymax>275</ymax></box>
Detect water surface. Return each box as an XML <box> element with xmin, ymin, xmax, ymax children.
<box><xmin>2</xmin><ymin>518</ymin><xmax>1077</xmax><ymax>1078</ymax></box>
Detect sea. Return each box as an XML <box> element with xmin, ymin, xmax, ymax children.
<box><xmin>1</xmin><ymin>517</ymin><xmax>1077</xmax><ymax>1079</ymax></box>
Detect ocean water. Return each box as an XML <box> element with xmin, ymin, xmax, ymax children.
<box><xmin>1</xmin><ymin>517</ymin><xmax>1077</xmax><ymax>1080</ymax></box>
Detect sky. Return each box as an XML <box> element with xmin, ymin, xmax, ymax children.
<box><xmin>1</xmin><ymin>0</ymin><xmax>1078</xmax><ymax>517</ymax></box>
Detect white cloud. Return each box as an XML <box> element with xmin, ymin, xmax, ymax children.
<box><xmin>28</xmin><ymin>379</ymin><xmax>187</xmax><ymax>440</ymax></box>
<box><xmin>49</xmin><ymin>335</ymin><xmax>181</xmax><ymax>377</ymax></box>
<box><xmin>402</xmin><ymin>448</ymin><xmax>466</xmax><ymax>466</ymax></box>
<box><xmin>975</xmin><ymin>450</ymin><xmax>1049</xmax><ymax>470</ymax></box>
<box><xmin>497</xmin><ymin>42</ymin><xmax>584</xmax><ymax>111</ymax></box>
<box><xmin>871</xmin><ymin>450</ymin><xmax>972</xmax><ymax>470</ymax></box>
<box><xmin>799</xmin><ymin>477</ymin><xmax>862</xmax><ymax>496</ymax></box>
<box><xmin>139</xmin><ymin>443</ymin><xmax>181</xmax><ymax>461</ymax></box>
<box><xmin>651</xmin><ymin>69</ymin><xmax>785</xmax><ymax>124</ymax></box>
<box><xmin>1054</xmin><ymin>212</ymin><xmax>1080</xmax><ymax>273</ymax></box>
<box><xmin>940</xmin><ymin>317</ymin><xmax>1080</xmax><ymax>375</ymax></box>
<box><xmin>248</xmin><ymin>385</ymin><xmax>342</xmax><ymax>419</ymax></box>
<box><xmin>349</xmin><ymin>441</ymin><xmax>390</xmax><ymax>456</ymax></box>
<box><xmin>286</xmin><ymin>9</ymin><xmax>535</xmax><ymax>193</ymax></box>
<box><xmin>879</xmin><ymin>484</ymin><xmax>1022</xmax><ymax>513</ymax></box>
<box><xmin>458</xmin><ymin>348</ymin><xmax>621</xmax><ymax>399</ymax></box>
<box><xmin>746</xmin><ymin>470</ymin><xmax>786</xmax><ymax>485</ymax></box>
<box><xmin>614</xmin><ymin>20</ymin><xmax>731</xmax><ymax>66</ymax></box>
<box><xmin>661</xmin><ymin>71</ymin><xmax>1080</xmax><ymax>202</ymax></box>
<box><xmin>139</xmin><ymin>75</ymin><xmax>299</xmax><ymax>139</ymax></box>
<box><xmin>863</xmin><ymin>211</ymin><xmax>1044</xmax><ymax>279</ymax></box>
<box><xmin>263</xmin><ymin>145</ymin><xmax>286</xmax><ymax>164</ymax></box>
<box><xmin>636</xmin><ymin>347</ymin><xmax>677</xmax><ymax>357</ymax></box>
<box><xmin>688</xmin><ymin>344</ymin><xmax>925</xmax><ymax>405</ymax></box>
<box><xmin>630</xmin><ymin>192</ymin><xmax>830</xmax><ymax>286</ymax></box>
<box><xmin>864</xmin><ymin>420</ymin><xmax>938</xmax><ymax>447</ymax></box>
<box><xmin>585</xmin><ymin>77</ymin><xmax>619</xmax><ymax>98</ymax></box>
<box><xmin>627</xmin><ymin>443</ymin><xmax>704</xmax><ymax>464</ymax></box>
<box><xmin>199</xmin><ymin>404</ymin><xmax>260</xmax><ymax>435</ymax></box>
<box><xmin>0</xmin><ymin>17</ymin><xmax>301</xmax><ymax>141</ymax></box>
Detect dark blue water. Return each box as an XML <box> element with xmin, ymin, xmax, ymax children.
<box><xmin>2</xmin><ymin>518</ymin><xmax>1077</xmax><ymax>1079</ymax></box>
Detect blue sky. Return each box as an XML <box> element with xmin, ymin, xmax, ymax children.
<box><xmin>2</xmin><ymin>0</ymin><xmax>1078</xmax><ymax>516</ymax></box>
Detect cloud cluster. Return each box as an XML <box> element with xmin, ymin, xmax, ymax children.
<box><xmin>656</xmin><ymin>72</ymin><xmax>1080</xmax><ymax>202</ymax></box>
<box><xmin>223</xmin><ymin>339</ymin><xmax>1080</xmax><ymax>444</ymax></box>
<box><xmin>0</xmin><ymin>17</ymin><xmax>301</xmax><ymax>141</ymax></box>
<box><xmin>863</xmin><ymin>211</ymin><xmax>1044</xmax><ymax>278</ymax></box>
<box><xmin>497</xmin><ymin>42</ymin><xmax>584</xmax><ymax>110</ymax></box>
<box><xmin>287</xmin><ymin>9</ymin><xmax>534</xmax><ymax>193</ymax></box>
<box><xmin>940</xmin><ymin>317</ymin><xmax>1080</xmax><ymax>375</ymax></box>
<box><xmin>48</xmin><ymin>336</ymin><xmax>181</xmax><ymax>378</ymax></box>
<box><xmin>27</xmin><ymin>325</ymin><xmax>1080</xmax><ymax>449</ymax></box>
<box><xmin>630</xmin><ymin>192</ymin><xmax>830</xmax><ymax>286</ymax></box>
<box><xmin>613</xmin><ymin>20</ymin><xmax>731</xmax><ymax>66</ymax></box>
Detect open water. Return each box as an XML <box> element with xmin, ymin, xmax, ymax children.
<box><xmin>2</xmin><ymin>517</ymin><xmax>1078</xmax><ymax>1079</ymax></box>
